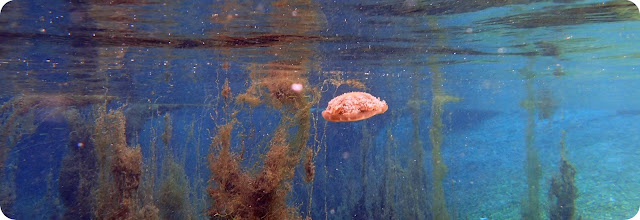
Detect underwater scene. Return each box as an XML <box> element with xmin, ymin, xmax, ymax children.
<box><xmin>1</xmin><ymin>0</ymin><xmax>639</xmax><ymax>219</ymax></box>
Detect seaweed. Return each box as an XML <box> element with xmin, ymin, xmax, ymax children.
<box><xmin>154</xmin><ymin>112</ymin><xmax>191</xmax><ymax>220</ymax></box>
<box><xmin>93</xmin><ymin>106</ymin><xmax>158</xmax><ymax>220</ymax></box>
<box><xmin>520</xmin><ymin>66</ymin><xmax>542</xmax><ymax>220</ymax></box>
<box><xmin>208</xmin><ymin>71</ymin><xmax>319</xmax><ymax>219</ymax></box>
<box><xmin>548</xmin><ymin>132</ymin><xmax>578</xmax><ymax>220</ymax></box>
<box><xmin>206</xmin><ymin>5</ymin><xmax>324</xmax><ymax>213</ymax></box>
<box><xmin>0</xmin><ymin>94</ymin><xmax>112</xmax><ymax>217</ymax></box>
<box><xmin>157</xmin><ymin>158</ymin><xmax>189</xmax><ymax>220</ymax></box>
<box><xmin>303</xmin><ymin>147</ymin><xmax>315</xmax><ymax>183</ymax></box>
<box><xmin>380</xmin><ymin>126</ymin><xmax>397</xmax><ymax>219</ymax></box>
<box><xmin>237</xmin><ymin>61</ymin><xmax>310</xmax><ymax>110</ymax></box>
<box><xmin>427</xmin><ymin>17</ymin><xmax>459</xmax><ymax>220</ymax></box>
<box><xmin>58</xmin><ymin>108</ymin><xmax>98</xmax><ymax>219</ymax></box>
<box><xmin>161</xmin><ymin>113</ymin><xmax>173</xmax><ymax>150</ymax></box>
<box><xmin>208</xmin><ymin>120</ymin><xmax>300</xmax><ymax>220</ymax></box>
<box><xmin>351</xmin><ymin>123</ymin><xmax>372</xmax><ymax>220</ymax></box>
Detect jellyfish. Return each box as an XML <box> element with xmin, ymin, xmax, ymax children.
<box><xmin>322</xmin><ymin>92</ymin><xmax>388</xmax><ymax>122</ymax></box>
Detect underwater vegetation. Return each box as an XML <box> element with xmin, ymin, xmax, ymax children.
<box><xmin>156</xmin><ymin>113</ymin><xmax>192</xmax><ymax>220</ymax></box>
<box><xmin>204</xmin><ymin>2</ymin><xmax>328</xmax><ymax>217</ymax></box>
<box><xmin>157</xmin><ymin>158</ymin><xmax>190</xmax><ymax>220</ymax></box>
<box><xmin>548</xmin><ymin>132</ymin><xmax>579</xmax><ymax>220</ymax></box>
<box><xmin>0</xmin><ymin>94</ymin><xmax>112</xmax><ymax>217</ymax></box>
<box><xmin>520</xmin><ymin>62</ymin><xmax>542</xmax><ymax>220</ymax></box>
<box><xmin>0</xmin><ymin>94</ymin><xmax>113</xmax><ymax>169</ymax></box>
<box><xmin>427</xmin><ymin>17</ymin><xmax>460</xmax><ymax>220</ymax></box>
<box><xmin>0</xmin><ymin>79</ymin><xmax>320</xmax><ymax>219</ymax></box>
<box><xmin>5</xmin><ymin>0</ymin><xmax>633</xmax><ymax>219</ymax></box>
<box><xmin>208</xmin><ymin>70</ymin><xmax>319</xmax><ymax>219</ymax></box>
<box><xmin>208</xmin><ymin>120</ymin><xmax>301</xmax><ymax>219</ymax></box>
<box><xmin>207</xmin><ymin>4</ymin><xmax>323</xmax><ymax>212</ymax></box>
<box><xmin>93</xmin><ymin>106</ymin><xmax>158</xmax><ymax>219</ymax></box>
<box><xmin>58</xmin><ymin>108</ymin><xmax>98</xmax><ymax>219</ymax></box>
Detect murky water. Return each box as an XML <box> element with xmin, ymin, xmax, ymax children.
<box><xmin>1</xmin><ymin>0</ymin><xmax>639</xmax><ymax>219</ymax></box>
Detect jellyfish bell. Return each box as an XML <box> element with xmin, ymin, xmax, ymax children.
<box><xmin>322</xmin><ymin>92</ymin><xmax>388</xmax><ymax>122</ymax></box>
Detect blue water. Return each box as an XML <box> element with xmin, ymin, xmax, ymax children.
<box><xmin>1</xmin><ymin>0</ymin><xmax>639</xmax><ymax>219</ymax></box>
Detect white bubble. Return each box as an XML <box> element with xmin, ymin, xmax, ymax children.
<box><xmin>465</xmin><ymin>28</ymin><xmax>473</xmax><ymax>33</ymax></box>
<box><xmin>291</xmin><ymin>83</ymin><xmax>303</xmax><ymax>92</ymax></box>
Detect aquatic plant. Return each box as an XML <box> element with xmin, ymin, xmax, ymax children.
<box><xmin>1</xmin><ymin>94</ymin><xmax>112</xmax><ymax>171</ymax></box>
<box><xmin>157</xmin><ymin>158</ymin><xmax>189</xmax><ymax>220</ymax></box>
<box><xmin>404</xmin><ymin>75</ymin><xmax>430</xmax><ymax>219</ymax></box>
<box><xmin>303</xmin><ymin>147</ymin><xmax>315</xmax><ymax>183</ymax></box>
<box><xmin>154</xmin><ymin>112</ymin><xmax>192</xmax><ymax>219</ymax></box>
<box><xmin>324</xmin><ymin>70</ymin><xmax>366</xmax><ymax>90</ymax></box>
<box><xmin>521</xmin><ymin>68</ymin><xmax>542</xmax><ymax>220</ymax></box>
<box><xmin>0</xmin><ymin>94</ymin><xmax>112</xmax><ymax>217</ymax></box>
<box><xmin>221</xmin><ymin>78</ymin><xmax>232</xmax><ymax>101</ymax></box>
<box><xmin>58</xmin><ymin>108</ymin><xmax>98</xmax><ymax>219</ymax></box>
<box><xmin>380</xmin><ymin>126</ymin><xmax>397</xmax><ymax>219</ymax></box>
<box><xmin>351</xmin><ymin>123</ymin><xmax>373</xmax><ymax>219</ymax></box>
<box><xmin>548</xmin><ymin>132</ymin><xmax>578</xmax><ymax>220</ymax></box>
<box><xmin>522</xmin><ymin>143</ymin><xmax>542</xmax><ymax>220</ymax></box>
<box><xmin>208</xmin><ymin>119</ymin><xmax>300</xmax><ymax>219</ymax></box>
<box><xmin>93</xmin><ymin>106</ymin><xmax>158</xmax><ymax>219</ymax></box>
<box><xmin>536</xmin><ymin>89</ymin><xmax>557</xmax><ymax>120</ymax></box>
<box><xmin>206</xmin><ymin>4</ymin><xmax>325</xmax><ymax>214</ymax></box>
<box><xmin>161</xmin><ymin>113</ymin><xmax>173</xmax><ymax>150</ymax></box>
<box><xmin>427</xmin><ymin>17</ymin><xmax>459</xmax><ymax>220</ymax></box>
<box><xmin>236</xmin><ymin>61</ymin><xmax>310</xmax><ymax>110</ymax></box>
<box><xmin>208</xmin><ymin>68</ymin><xmax>318</xmax><ymax>219</ymax></box>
